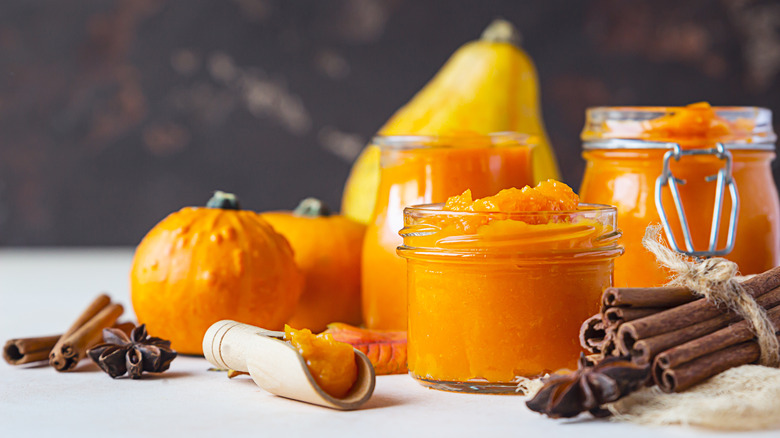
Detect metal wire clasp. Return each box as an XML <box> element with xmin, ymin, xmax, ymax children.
<box><xmin>654</xmin><ymin>142</ymin><xmax>739</xmax><ymax>258</ymax></box>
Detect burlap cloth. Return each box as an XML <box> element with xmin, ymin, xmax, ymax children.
<box><xmin>606</xmin><ymin>365</ymin><xmax>780</xmax><ymax>430</ymax></box>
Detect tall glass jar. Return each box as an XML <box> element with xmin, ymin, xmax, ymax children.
<box><xmin>361</xmin><ymin>134</ymin><xmax>535</xmax><ymax>330</ymax></box>
<box><xmin>398</xmin><ymin>202</ymin><xmax>622</xmax><ymax>393</ymax></box>
<box><xmin>580</xmin><ymin>104</ymin><xmax>779</xmax><ymax>287</ymax></box>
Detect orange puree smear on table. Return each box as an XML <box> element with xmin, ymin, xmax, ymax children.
<box><xmin>403</xmin><ymin>180</ymin><xmax>618</xmax><ymax>381</ymax></box>
<box><xmin>284</xmin><ymin>325</ymin><xmax>358</xmax><ymax>399</ymax></box>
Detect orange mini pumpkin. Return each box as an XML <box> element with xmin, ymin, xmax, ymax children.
<box><xmin>261</xmin><ymin>198</ymin><xmax>365</xmax><ymax>332</ymax></box>
<box><xmin>130</xmin><ymin>191</ymin><xmax>303</xmax><ymax>355</ymax></box>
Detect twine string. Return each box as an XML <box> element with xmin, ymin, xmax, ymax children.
<box><xmin>642</xmin><ymin>225</ymin><xmax>779</xmax><ymax>367</ymax></box>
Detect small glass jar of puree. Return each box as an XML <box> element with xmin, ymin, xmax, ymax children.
<box><xmin>362</xmin><ymin>134</ymin><xmax>535</xmax><ymax>331</ymax></box>
<box><xmin>397</xmin><ymin>186</ymin><xmax>622</xmax><ymax>394</ymax></box>
<box><xmin>580</xmin><ymin>103</ymin><xmax>779</xmax><ymax>287</ymax></box>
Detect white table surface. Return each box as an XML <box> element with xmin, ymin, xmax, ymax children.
<box><xmin>1</xmin><ymin>248</ymin><xmax>775</xmax><ymax>437</ymax></box>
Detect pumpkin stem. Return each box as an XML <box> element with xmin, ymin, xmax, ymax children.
<box><xmin>293</xmin><ymin>198</ymin><xmax>331</xmax><ymax>217</ymax></box>
<box><xmin>480</xmin><ymin>18</ymin><xmax>522</xmax><ymax>46</ymax></box>
<box><xmin>206</xmin><ymin>191</ymin><xmax>241</xmax><ymax>210</ymax></box>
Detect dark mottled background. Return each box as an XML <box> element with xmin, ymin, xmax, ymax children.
<box><xmin>2</xmin><ymin>0</ymin><xmax>779</xmax><ymax>245</ymax></box>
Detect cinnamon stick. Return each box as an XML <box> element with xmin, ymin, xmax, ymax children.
<box><xmin>603</xmin><ymin>307</ymin><xmax>662</xmax><ymax>324</ymax></box>
<box><xmin>656</xmin><ymin>332</ymin><xmax>780</xmax><ymax>392</ymax></box>
<box><xmin>600</xmin><ymin>327</ymin><xmax>620</xmax><ymax>356</ymax></box>
<box><xmin>582</xmin><ymin>309</ymin><xmax>663</xmax><ymax>356</ymax></box>
<box><xmin>3</xmin><ymin>322</ymin><xmax>134</xmax><ymax>366</ymax></box>
<box><xmin>616</xmin><ymin>267</ymin><xmax>780</xmax><ymax>355</ymax></box>
<box><xmin>626</xmin><ymin>286</ymin><xmax>780</xmax><ymax>364</ymax></box>
<box><xmin>580</xmin><ymin>314</ymin><xmax>607</xmax><ymax>354</ymax></box>
<box><xmin>603</xmin><ymin>286</ymin><xmax>696</xmax><ymax>308</ymax></box>
<box><xmin>3</xmin><ymin>335</ymin><xmax>60</xmax><ymax>365</ymax></box>
<box><xmin>49</xmin><ymin>295</ymin><xmax>124</xmax><ymax>371</ymax></box>
<box><xmin>653</xmin><ymin>305</ymin><xmax>780</xmax><ymax>382</ymax></box>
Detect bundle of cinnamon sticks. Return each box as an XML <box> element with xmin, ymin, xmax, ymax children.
<box><xmin>3</xmin><ymin>294</ymin><xmax>130</xmax><ymax>371</ymax></box>
<box><xmin>580</xmin><ymin>266</ymin><xmax>780</xmax><ymax>392</ymax></box>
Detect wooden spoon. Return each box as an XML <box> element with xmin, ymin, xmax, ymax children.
<box><xmin>203</xmin><ymin>320</ymin><xmax>376</xmax><ymax>410</ymax></box>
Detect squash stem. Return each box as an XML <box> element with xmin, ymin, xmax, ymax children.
<box><xmin>294</xmin><ymin>198</ymin><xmax>331</xmax><ymax>217</ymax></box>
<box><xmin>206</xmin><ymin>191</ymin><xmax>241</xmax><ymax>210</ymax></box>
<box><xmin>480</xmin><ymin>19</ymin><xmax>522</xmax><ymax>46</ymax></box>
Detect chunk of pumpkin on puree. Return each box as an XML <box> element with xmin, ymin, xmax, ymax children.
<box><xmin>284</xmin><ymin>325</ymin><xmax>358</xmax><ymax>399</ymax></box>
<box><xmin>445</xmin><ymin>179</ymin><xmax>579</xmax><ymax>213</ymax></box>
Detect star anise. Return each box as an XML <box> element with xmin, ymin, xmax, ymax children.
<box><xmin>526</xmin><ymin>354</ymin><xmax>649</xmax><ymax>418</ymax></box>
<box><xmin>87</xmin><ymin>324</ymin><xmax>177</xmax><ymax>379</ymax></box>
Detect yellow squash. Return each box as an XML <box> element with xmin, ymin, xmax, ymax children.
<box><xmin>341</xmin><ymin>19</ymin><xmax>560</xmax><ymax>224</ymax></box>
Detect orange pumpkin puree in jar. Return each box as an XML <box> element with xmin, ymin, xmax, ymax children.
<box><xmin>398</xmin><ymin>181</ymin><xmax>623</xmax><ymax>393</ymax></box>
<box><xmin>580</xmin><ymin>102</ymin><xmax>779</xmax><ymax>287</ymax></box>
<box><xmin>284</xmin><ymin>325</ymin><xmax>358</xmax><ymax>399</ymax></box>
<box><xmin>362</xmin><ymin>134</ymin><xmax>535</xmax><ymax>330</ymax></box>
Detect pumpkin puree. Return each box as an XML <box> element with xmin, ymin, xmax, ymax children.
<box><xmin>400</xmin><ymin>181</ymin><xmax>621</xmax><ymax>382</ymax></box>
<box><xmin>642</xmin><ymin>102</ymin><xmax>755</xmax><ymax>146</ymax></box>
<box><xmin>284</xmin><ymin>325</ymin><xmax>358</xmax><ymax>399</ymax></box>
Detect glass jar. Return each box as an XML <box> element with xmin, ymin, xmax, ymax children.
<box><xmin>398</xmin><ymin>203</ymin><xmax>622</xmax><ymax>393</ymax></box>
<box><xmin>361</xmin><ymin>134</ymin><xmax>535</xmax><ymax>330</ymax></box>
<box><xmin>580</xmin><ymin>104</ymin><xmax>779</xmax><ymax>287</ymax></box>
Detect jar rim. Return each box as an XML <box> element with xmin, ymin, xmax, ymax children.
<box><xmin>371</xmin><ymin>132</ymin><xmax>537</xmax><ymax>150</ymax></box>
<box><xmin>581</xmin><ymin>105</ymin><xmax>776</xmax><ymax>150</ymax></box>
<box><xmin>403</xmin><ymin>202</ymin><xmax>617</xmax><ymax>217</ymax></box>
<box><xmin>398</xmin><ymin>202</ymin><xmax>623</xmax><ymax>261</ymax></box>
<box><xmin>586</xmin><ymin>105</ymin><xmax>771</xmax><ymax>118</ymax></box>
<box><xmin>582</xmin><ymin>139</ymin><xmax>776</xmax><ymax>151</ymax></box>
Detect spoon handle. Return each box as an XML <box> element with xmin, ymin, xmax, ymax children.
<box><xmin>202</xmin><ymin>320</ymin><xmax>284</xmax><ymax>371</ymax></box>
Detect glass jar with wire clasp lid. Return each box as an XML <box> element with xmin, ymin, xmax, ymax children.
<box><xmin>580</xmin><ymin>103</ymin><xmax>779</xmax><ymax>287</ymax></box>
